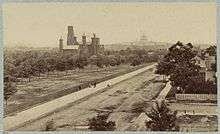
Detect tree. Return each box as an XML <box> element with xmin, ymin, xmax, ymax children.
<box><xmin>76</xmin><ymin>56</ymin><xmax>88</xmax><ymax>69</ymax></box>
<box><xmin>45</xmin><ymin>119</ymin><xmax>56</xmax><ymax>131</ymax></box>
<box><xmin>211</xmin><ymin>62</ymin><xmax>217</xmax><ymax>84</ymax></box>
<box><xmin>155</xmin><ymin>41</ymin><xmax>200</xmax><ymax>92</ymax></box>
<box><xmin>108</xmin><ymin>55</ymin><xmax>118</xmax><ymax>66</ymax></box>
<box><xmin>89</xmin><ymin>55</ymin><xmax>104</xmax><ymax>68</ymax></box>
<box><xmin>155</xmin><ymin>59</ymin><xmax>172</xmax><ymax>76</ymax></box>
<box><xmin>17</xmin><ymin>61</ymin><xmax>33</xmax><ymax>82</ymax></box>
<box><xmin>145</xmin><ymin>100</ymin><xmax>179</xmax><ymax>131</ymax></box>
<box><xmin>4</xmin><ymin>81</ymin><xmax>17</xmax><ymax>106</ymax></box>
<box><xmin>130</xmin><ymin>57</ymin><xmax>141</xmax><ymax>66</ymax></box>
<box><xmin>169</xmin><ymin>61</ymin><xmax>200</xmax><ymax>92</ymax></box>
<box><xmin>88</xmin><ymin>113</ymin><xmax>116</xmax><ymax>131</ymax></box>
<box><xmin>205</xmin><ymin>45</ymin><xmax>216</xmax><ymax>56</ymax></box>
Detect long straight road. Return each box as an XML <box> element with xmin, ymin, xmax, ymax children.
<box><xmin>4</xmin><ymin>63</ymin><xmax>156</xmax><ymax>131</ymax></box>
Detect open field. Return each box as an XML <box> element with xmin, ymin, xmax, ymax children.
<box><xmin>15</xmin><ymin>68</ymin><xmax>166</xmax><ymax>131</ymax></box>
<box><xmin>5</xmin><ymin>63</ymin><xmax>154</xmax><ymax>115</ymax></box>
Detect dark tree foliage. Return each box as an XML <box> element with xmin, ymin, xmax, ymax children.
<box><xmin>205</xmin><ymin>45</ymin><xmax>216</xmax><ymax>56</ymax></box>
<box><xmin>76</xmin><ymin>56</ymin><xmax>88</xmax><ymax>69</ymax></box>
<box><xmin>211</xmin><ymin>63</ymin><xmax>216</xmax><ymax>72</ymax></box>
<box><xmin>155</xmin><ymin>41</ymin><xmax>201</xmax><ymax>91</ymax></box>
<box><xmin>145</xmin><ymin>100</ymin><xmax>179</xmax><ymax>131</ymax></box>
<box><xmin>88</xmin><ymin>113</ymin><xmax>116</xmax><ymax>131</ymax></box>
<box><xmin>4</xmin><ymin>47</ymin><xmax>163</xmax><ymax>84</ymax></box>
<box><xmin>45</xmin><ymin>119</ymin><xmax>56</xmax><ymax>131</ymax></box>
<box><xmin>130</xmin><ymin>58</ymin><xmax>142</xmax><ymax>66</ymax></box>
<box><xmin>169</xmin><ymin>61</ymin><xmax>200</xmax><ymax>91</ymax></box>
<box><xmin>4</xmin><ymin>81</ymin><xmax>17</xmax><ymax>105</ymax></box>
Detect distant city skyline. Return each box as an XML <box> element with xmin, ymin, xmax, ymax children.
<box><xmin>3</xmin><ymin>2</ymin><xmax>216</xmax><ymax>47</ymax></box>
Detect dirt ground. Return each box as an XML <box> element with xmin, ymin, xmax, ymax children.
<box><xmin>177</xmin><ymin>115</ymin><xmax>218</xmax><ymax>132</ymax></box>
<box><xmin>16</xmin><ymin>69</ymin><xmax>166</xmax><ymax>131</ymax></box>
<box><xmin>5</xmin><ymin>63</ymin><xmax>153</xmax><ymax>115</ymax></box>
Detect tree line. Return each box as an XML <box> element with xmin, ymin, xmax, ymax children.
<box><xmin>4</xmin><ymin>48</ymin><xmax>162</xmax><ymax>105</ymax></box>
<box><xmin>4</xmin><ymin>48</ymin><xmax>160</xmax><ymax>83</ymax></box>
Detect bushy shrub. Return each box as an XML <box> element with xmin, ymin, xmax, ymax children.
<box><xmin>88</xmin><ymin>113</ymin><xmax>116</xmax><ymax>131</ymax></box>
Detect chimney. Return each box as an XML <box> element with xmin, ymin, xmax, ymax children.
<box><xmin>59</xmin><ymin>37</ymin><xmax>63</xmax><ymax>52</ymax></box>
<box><xmin>67</xmin><ymin>26</ymin><xmax>75</xmax><ymax>45</ymax></box>
<box><xmin>82</xmin><ymin>33</ymin><xmax>86</xmax><ymax>45</ymax></box>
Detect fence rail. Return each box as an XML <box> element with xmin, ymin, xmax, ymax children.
<box><xmin>175</xmin><ymin>94</ymin><xmax>217</xmax><ymax>101</ymax></box>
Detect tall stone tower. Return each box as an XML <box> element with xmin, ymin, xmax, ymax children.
<box><xmin>59</xmin><ymin>37</ymin><xmax>63</xmax><ymax>52</ymax></box>
<box><xmin>91</xmin><ymin>33</ymin><xmax>98</xmax><ymax>55</ymax></box>
<box><xmin>67</xmin><ymin>26</ymin><xmax>75</xmax><ymax>45</ymax></box>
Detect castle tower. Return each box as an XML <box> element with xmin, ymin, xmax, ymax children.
<box><xmin>82</xmin><ymin>33</ymin><xmax>86</xmax><ymax>45</ymax></box>
<box><xmin>91</xmin><ymin>33</ymin><xmax>99</xmax><ymax>55</ymax></box>
<box><xmin>67</xmin><ymin>26</ymin><xmax>75</xmax><ymax>45</ymax></box>
<box><xmin>96</xmin><ymin>38</ymin><xmax>100</xmax><ymax>45</ymax></box>
<box><xmin>59</xmin><ymin>36</ymin><xmax>63</xmax><ymax>52</ymax></box>
<box><xmin>91</xmin><ymin>33</ymin><xmax>97</xmax><ymax>45</ymax></box>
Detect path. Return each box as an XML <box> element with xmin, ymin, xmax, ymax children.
<box><xmin>4</xmin><ymin>64</ymin><xmax>156</xmax><ymax>131</ymax></box>
<box><xmin>156</xmin><ymin>81</ymin><xmax>171</xmax><ymax>100</ymax></box>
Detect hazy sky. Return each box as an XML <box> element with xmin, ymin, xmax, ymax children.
<box><xmin>3</xmin><ymin>2</ymin><xmax>216</xmax><ymax>47</ymax></box>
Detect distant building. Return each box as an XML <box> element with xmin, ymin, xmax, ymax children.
<box><xmin>194</xmin><ymin>52</ymin><xmax>216</xmax><ymax>82</ymax></box>
<box><xmin>59</xmin><ymin>26</ymin><xmax>104</xmax><ymax>56</ymax></box>
<box><xmin>132</xmin><ymin>34</ymin><xmax>149</xmax><ymax>46</ymax></box>
<box><xmin>139</xmin><ymin>34</ymin><xmax>148</xmax><ymax>45</ymax></box>
<box><xmin>204</xmin><ymin>54</ymin><xmax>216</xmax><ymax>81</ymax></box>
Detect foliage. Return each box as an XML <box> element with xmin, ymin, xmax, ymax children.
<box><xmin>4</xmin><ymin>47</ymin><xmax>162</xmax><ymax>83</ymax></box>
<box><xmin>205</xmin><ymin>45</ymin><xmax>216</xmax><ymax>56</ymax></box>
<box><xmin>155</xmin><ymin>41</ymin><xmax>201</xmax><ymax>92</ymax></box>
<box><xmin>4</xmin><ymin>81</ymin><xmax>17</xmax><ymax>105</ymax></box>
<box><xmin>88</xmin><ymin>113</ymin><xmax>116</xmax><ymax>131</ymax></box>
<box><xmin>45</xmin><ymin>119</ymin><xmax>56</xmax><ymax>131</ymax></box>
<box><xmin>145</xmin><ymin>100</ymin><xmax>179</xmax><ymax>131</ymax></box>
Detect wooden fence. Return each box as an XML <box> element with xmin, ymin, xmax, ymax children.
<box><xmin>175</xmin><ymin>94</ymin><xmax>217</xmax><ymax>101</ymax></box>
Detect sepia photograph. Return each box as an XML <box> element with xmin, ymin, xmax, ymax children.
<box><xmin>2</xmin><ymin>2</ymin><xmax>218</xmax><ymax>132</ymax></box>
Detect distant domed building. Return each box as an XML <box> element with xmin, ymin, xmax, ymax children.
<box><xmin>132</xmin><ymin>34</ymin><xmax>151</xmax><ymax>46</ymax></box>
<box><xmin>139</xmin><ymin>34</ymin><xmax>148</xmax><ymax>45</ymax></box>
<box><xmin>59</xmin><ymin>26</ymin><xmax>104</xmax><ymax>57</ymax></box>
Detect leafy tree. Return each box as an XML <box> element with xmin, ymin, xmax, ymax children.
<box><xmin>155</xmin><ymin>59</ymin><xmax>172</xmax><ymax>76</ymax></box>
<box><xmin>108</xmin><ymin>55</ymin><xmax>118</xmax><ymax>66</ymax></box>
<box><xmin>169</xmin><ymin>61</ymin><xmax>200</xmax><ymax>92</ymax></box>
<box><xmin>205</xmin><ymin>45</ymin><xmax>216</xmax><ymax>56</ymax></box>
<box><xmin>44</xmin><ymin>57</ymin><xmax>57</xmax><ymax>75</ymax></box>
<box><xmin>89</xmin><ymin>55</ymin><xmax>104</xmax><ymax>68</ymax></box>
<box><xmin>145</xmin><ymin>100</ymin><xmax>179</xmax><ymax>131</ymax></box>
<box><xmin>4</xmin><ymin>60</ymin><xmax>16</xmax><ymax>79</ymax></box>
<box><xmin>76</xmin><ymin>56</ymin><xmax>88</xmax><ymax>69</ymax></box>
<box><xmin>88</xmin><ymin>113</ymin><xmax>116</xmax><ymax>131</ymax></box>
<box><xmin>45</xmin><ymin>119</ymin><xmax>56</xmax><ymax>131</ymax></box>
<box><xmin>4</xmin><ymin>81</ymin><xmax>17</xmax><ymax>106</ymax></box>
<box><xmin>155</xmin><ymin>41</ymin><xmax>200</xmax><ymax>92</ymax></box>
<box><xmin>17</xmin><ymin>61</ymin><xmax>33</xmax><ymax>82</ymax></box>
<box><xmin>131</xmin><ymin>58</ymin><xmax>141</xmax><ymax>66</ymax></box>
